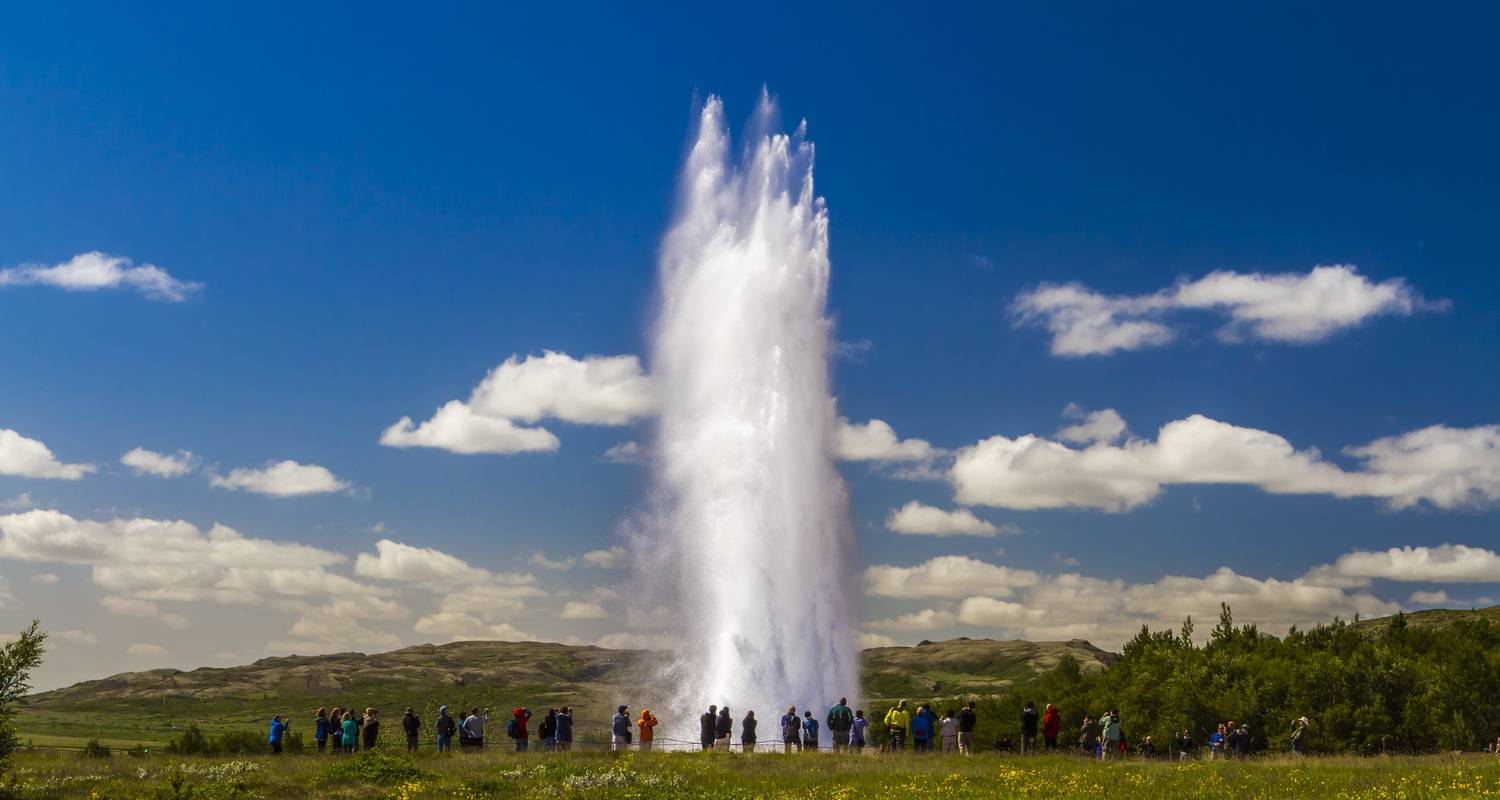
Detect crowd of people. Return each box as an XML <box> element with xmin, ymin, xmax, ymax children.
<box><xmin>268</xmin><ymin>698</ymin><xmax>1313</xmax><ymax>759</ymax></box>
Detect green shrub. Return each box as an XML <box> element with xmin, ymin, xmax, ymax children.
<box><xmin>319</xmin><ymin>751</ymin><xmax>431</xmax><ymax>784</ymax></box>
<box><xmin>81</xmin><ymin>738</ymin><xmax>111</xmax><ymax>758</ymax></box>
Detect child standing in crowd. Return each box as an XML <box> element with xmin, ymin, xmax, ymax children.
<box><xmin>851</xmin><ymin>709</ymin><xmax>868</xmax><ymax>752</ymax></box>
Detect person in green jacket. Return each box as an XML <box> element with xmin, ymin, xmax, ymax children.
<box><xmin>1099</xmin><ymin>710</ymin><xmax>1122</xmax><ymax>759</ymax></box>
<box><xmin>883</xmin><ymin>700</ymin><xmax>911</xmax><ymax>752</ymax></box>
<box><xmin>340</xmin><ymin>711</ymin><xmax>358</xmax><ymax>752</ymax></box>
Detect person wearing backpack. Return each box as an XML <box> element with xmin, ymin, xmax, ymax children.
<box><xmin>555</xmin><ymin>706</ymin><xmax>574</xmax><ymax>752</ymax></box>
<box><xmin>507</xmin><ymin>707</ymin><xmax>529</xmax><ymax>752</ymax></box>
<box><xmin>538</xmin><ymin>708</ymin><xmax>558</xmax><ymax>752</ymax></box>
<box><xmin>801</xmin><ymin>710</ymin><xmax>819</xmax><ymax>751</ymax></box>
<box><xmin>827</xmin><ymin>698</ymin><xmax>854</xmax><ymax>751</ymax></box>
<box><xmin>700</xmin><ymin>705</ymin><xmax>718</xmax><ymax>751</ymax></box>
<box><xmin>781</xmin><ymin>706</ymin><xmax>801</xmax><ymax>753</ymax></box>
<box><xmin>883</xmin><ymin>700</ymin><xmax>910</xmax><ymax>752</ymax></box>
<box><xmin>612</xmin><ymin>705</ymin><xmax>631</xmax><ymax>752</ymax></box>
<box><xmin>401</xmin><ymin>707</ymin><xmax>421</xmax><ymax>752</ymax></box>
<box><xmin>435</xmin><ymin>706</ymin><xmax>456</xmax><ymax>753</ymax></box>
<box><xmin>909</xmin><ymin>704</ymin><xmax>934</xmax><ymax>753</ymax></box>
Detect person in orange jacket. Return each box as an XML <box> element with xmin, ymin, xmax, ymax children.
<box><xmin>637</xmin><ymin>708</ymin><xmax>658</xmax><ymax>751</ymax></box>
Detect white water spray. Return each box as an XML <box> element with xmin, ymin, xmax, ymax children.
<box><xmin>645</xmin><ymin>93</ymin><xmax>857</xmax><ymax>737</ymax></box>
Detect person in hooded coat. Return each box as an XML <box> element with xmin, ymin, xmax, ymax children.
<box><xmin>637</xmin><ymin>708</ymin><xmax>657</xmax><ymax>751</ymax></box>
<box><xmin>715</xmin><ymin>707</ymin><xmax>733</xmax><ymax>750</ymax></box>
<box><xmin>1041</xmin><ymin>703</ymin><xmax>1061</xmax><ymax>750</ymax></box>
<box><xmin>700</xmin><ymin>705</ymin><xmax>718</xmax><ymax>751</ymax></box>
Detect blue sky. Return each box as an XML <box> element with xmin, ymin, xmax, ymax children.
<box><xmin>2</xmin><ymin>3</ymin><xmax>1498</xmax><ymax>689</ymax></box>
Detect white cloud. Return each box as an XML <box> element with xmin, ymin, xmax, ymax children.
<box><xmin>863</xmin><ymin>555</ymin><xmax>1041</xmax><ymax>599</ymax></box>
<box><xmin>120</xmin><ymin>448</ymin><xmax>195</xmax><ymax>478</ymax></box>
<box><xmin>354</xmin><ymin>539</ymin><xmax>493</xmax><ymax>585</ymax></box>
<box><xmin>54</xmin><ymin>629</ymin><xmax>99</xmax><ymax>645</ymax></box>
<box><xmin>1409</xmin><ymin>590</ymin><xmax>1450</xmax><ymax>605</ymax></box>
<box><xmin>1057</xmin><ymin>405</ymin><xmax>1127</xmax><ymax>445</ymax></box>
<box><xmin>28</xmin><ymin>572</ymin><xmax>58</xmax><ymax>585</ymax></box>
<box><xmin>601</xmin><ymin>441</ymin><xmax>647</xmax><ymax>464</ymax></box>
<box><xmin>127</xmin><ymin>643</ymin><xmax>169</xmax><ymax>657</ymax></box>
<box><xmin>0</xmin><ymin>251</ymin><xmax>201</xmax><ymax>302</ymax></box>
<box><xmin>413</xmin><ymin>612</ymin><xmax>534</xmax><ymax>642</ymax></box>
<box><xmin>950</xmin><ymin>412</ymin><xmax>1500</xmax><ymax>512</ymax></box>
<box><xmin>1013</xmin><ymin>265</ymin><xmax>1442</xmax><ymax>356</ymax></box>
<box><xmin>1306</xmin><ymin>544</ymin><xmax>1500</xmax><ymax>585</ymax></box>
<box><xmin>957</xmin><ymin>596</ymin><xmax>1046</xmax><ymax>628</ymax></box>
<box><xmin>0</xmin><ymin>429</ymin><xmax>95</xmax><ymax>480</ymax></box>
<box><xmin>836</xmin><ymin>418</ymin><xmax>937</xmax><ymax>462</ymax></box>
<box><xmin>209</xmin><ymin>460</ymin><xmax>349</xmax><ymax>497</ymax></box>
<box><xmin>596</xmin><ymin>632</ymin><xmax>674</xmax><ymax>650</ymax></box>
<box><xmin>381</xmin><ymin>352</ymin><xmax>655</xmax><ymax>455</ymax></box>
<box><xmin>583</xmin><ymin>546</ymin><xmax>627</xmax><ymax>569</ymax></box>
<box><xmin>867</xmin><ymin>608</ymin><xmax>957</xmax><ymax>632</ymax></box>
<box><xmin>102</xmin><ymin>597</ymin><xmax>189</xmax><ymax>630</ymax></box>
<box><xmin>856</xmin><ymin>632</ymin><xmax>898</xmax><ymax>649</ymax></box>
<box><xmin>560</xmin><ymin>601</ymin><xmax>609</xmax><ymax>620</ymax></box>
<box><xmin>529</xmin><ymin>552</ymin><xmax>576</xmax><ymax>571</ymax></box>
<box><xmin>885</xmin><ymin>501</ymin><xmax>998</xmax><ymax>537</ymax></box>
<box><xmin>1</xmin><ymin>493</ymin><xmax>34</xmax><ymax>511</ymax></box>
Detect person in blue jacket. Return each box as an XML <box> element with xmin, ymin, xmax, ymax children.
<box><xmin>909</xmin><ymin>704</ymin><xmax>937</xmax><ymax>752</ymax></box>
<box><xmin>268</xmin><ymin>714</ymin><xmax>290</xmax><ymax>755</ymax></box>
<box><xmin>801</xmin><ymin>710</ymin><xmax>820</xmax><ymax>751</ymax></box>
<box><xmin>313</xmin><ymin>707</ymin><xmax>330</xmax><ymax>753</ymax></box>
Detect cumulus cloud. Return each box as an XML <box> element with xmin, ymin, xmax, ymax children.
<box><xmin>601</xmin><ymin>441</ymin><xmax>648</xmax><ymax>464</ymax></box>
<box><xmin>209</xmin><ymin>460</ymin><xmax>350</xmax><ymax>497</ymax></box>
<box><xmin>127</xmin><ymin>643</ymin><xmax>169</xmax><ymax>657</ymax></box>
<box><xmin>1013</xmin><ymin>265</ymin><xmax>1442</xmax><ymax>356</ymax></box>
<box><xmin>2</xmin><ymin>493</ymin><xmax>34</xmax><ymax>511</ymax></box>
<box><xmin>1409</xmin><ymin>590</ymin><xmax>1450</xmax><ymax>605</ymax></box>
<box><xmin>836</xmin><ymin>418</ymin><xmax>937</xmax><ymax>462</ymax></box>
<box><xmin>354</xmin><ymin>539</ymin><xmax>494</xmax><ymax>585</ymax></box>
<box><xmin>381</xmin><ymin>351</ymin><xmax>655</xmax><ymax>455</ymax></box>
<box><xmin>102</xmin><ymin>596</ymin><xmax>189</xmax><ymax>629</ymax></box>
<box><xmin>0</xmin><ymin>429</ymin><xmax>95</xmax><ymax>480</ymax></box>
<box><xmin>867</xmin><ymin>608</ymin><xmax>958</xmax><ymax>632</ymax></box>
<box><xmin>582</xmin><ymin>546</ymin><xmax>627</xmax><ymax>569</ymax></box>
<box><xmin>121</xmin><ymin>447</ymin><xmax>196</xmax><ymax>478</ymax></box>
<box><xmin>950</xmin><ymin>411</ymin><xmax>1500</xmax><ymax>512</ymax></box>
<box><xmin>885</xmin><ymin>501</ymin><xmax>999</xmax><ymax>537</ymax></box>
<box><xmin>1057</xmin><ymin>404</ymin><xmax>1127</xmax><ymax>445</ymax></box>
<box><xmin>530</xmin><ymin>552</ymin><xmax>576</xmax><ymax>571</ymax></box>
<box><xmin>54</xmin><ymin>629</ymin><xmax>99</xmax><ymax>645</ymax></box>
<box><xmin>1305</xmin><ymin>544</ymin><xmax>1500</xmax><ymax>585</ymax></box>
<box><xmin>560</xmin><ymin>601</ymin><xmax>609</xmax><ymax>620</ymax></box>
<box><xmin>857</xmin><ymin>632</ymin><xmax>899</xmax><ymax>649</ymax></box>
<box><xmin>863</xmin><ymin>555</ymin><xmax>1041</xmax><ymax>599</ymax></box>
<box><xmin>414</xmin><ymin>611</ymin><xmax>535</xmax><ymax>642</ymax></box>
<box><xmin>0</xmin><ymin>251</ymin><xmax>201</xmax><ymax>302</ymax></box>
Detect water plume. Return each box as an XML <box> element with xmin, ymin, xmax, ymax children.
<box><xmin>644</xmin><ymin>92</ymin><xmax>857</xmax><ymax>739</ymax></box>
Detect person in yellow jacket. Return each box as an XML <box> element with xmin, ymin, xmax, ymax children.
<box><xmin>637</xmin><ymin>708</ymin><xmax>658</xmax><ymax>751</ymax></box>
<box><xmin>884</xmin><ymin>700</ymin><xmax>911</xmax><ymax>752</ymax></box>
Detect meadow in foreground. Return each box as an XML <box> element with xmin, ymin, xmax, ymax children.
<box><xmin>7</xmin><ymin>749</ymin><xmax>1500</xmax><ymax>800</ymax></box>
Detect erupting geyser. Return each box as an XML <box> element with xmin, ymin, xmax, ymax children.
<box><xmin>646</xmin><ymin>93</ymin><xmax>858</xmax><ymax>736</ymax></box>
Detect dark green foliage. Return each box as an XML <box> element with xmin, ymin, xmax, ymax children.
<box><xmin>318</xmin><ymin>751</ymin><xmax>431</xmax><ymax>783</ymax></box>
<box><xmin>930</xmin><ymin>607</ymin><xmax>1500</xmax><ymax>754</ymax></box>
<box><xmin>81</xmin><ymin>738</ymin><xmax>111</xmax><ymax>758</ymax></box>
<box><xmin>0</xmin><ymin>620</ymin><xmax>46</xmax><ymax>771</ymax></box>
<box><xmin>165</xmin><ymin>724</ymin><xmax>211</xmax><ymax>754</ymax></box>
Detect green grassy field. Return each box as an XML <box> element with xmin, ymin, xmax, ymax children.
<box><xmin>7</xmin><ymin>748</ymin><xmax>1500</xmax><ymax>799</ymax></box>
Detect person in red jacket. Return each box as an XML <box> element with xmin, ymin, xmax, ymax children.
<box><xmin>1042</xmin><ymin>703</ymin><xmax>1062</xmax><ymax>750</ymax></box>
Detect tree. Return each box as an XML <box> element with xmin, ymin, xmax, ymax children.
<box><xmin>0</xmin><ymin>620</ymin><xmax>47</xmax><ymax>771</ymax></box>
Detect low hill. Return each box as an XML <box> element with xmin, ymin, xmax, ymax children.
<box><xmin>20</xmin><ymin>637</ymin><xmax>1114</xmax><ymax>746</ymax></box>
<box><xmin>1352</xmin><ymin>604</ymin><xmax>1500</xmax><ymax>635</ymax></box>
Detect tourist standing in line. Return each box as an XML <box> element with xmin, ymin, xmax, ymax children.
<box><xmin>313</xmin><ymin>708</ymin><xmax>330</xmax><ymax>753</ymax></box>
<box><xmin>506</xmin><ymin>707</ymin><xmax>526</xmax><ymax>752</ymax></box>
<box><xmin>556</xmin><ymin>707</ymin><xmax>574</xmax><ymax>752</ymax></box>
<box><xmin>909</xmin><ymin>704</ymin><xmax>934</xmax><ymax>752</ymax></box>
<box><xmin>1235</xmin><ymin>723</ymin><xmax>1251</xmax><ymax>757</ymax></box>
<box><xmin>1175</xmin><ymin>729</ymin><xmax>1193</xmax><ymax>761</ymax></box>
<box><xmin>637</xmin><ymin>708</ymin><xmax>657</xmax><ymax>752</ymax></box>
<box><xmin>328</xmin><ymin>706</ymin><xmax>343</xmax><ymax>753</ymax></box>
<box><xmin>700</xmin><ymin>705</ymin><xmax>718</xmax><ymax>751</ymax></box>
<box><xmin>851</xmin><ymin>709</ymin><xmax>869</xmax><ymax>752</ymax></box>
<box><xmin>716</xmin><ymin>706</ymin><xmax>733</xmax><ymax>750</ymax></box>
<box><xmin>1019</xmin><ymin>701</ymin><xmax>1040</xmax><ymax>755</ymax></box>
<box><xmin>940</xmin><ymin>709</ymin><xmax>958</xmax><ymax>753</ymax></box>
<box><xmin>435</xmin><ymin>706</ymin><xmax>456</xmax><ymax>753</ymax></box>
<box><xmin>402</xmin><ymin>707</ymin><xmax>420</xmax><ymax>752</ymax></box>
<box><xmin>267</xmin><ymin>714</ymin><xmax>289</xmax><ymax>755</ymax></box>
<box><xmin>1290</xmin><ymin>717</ymin><xmax>1308</xmax><ymax>755</ymax></box>
<box><xmin>352</xmin><ymin>710</ymin><xmax>366</xmax><ymax>752</ymax></box>
<box><xmin>741</xmin><ymin>710</ymin><xmax>758</xmax><ymax>753</ymax></box>
<box><xmin>801</xmin><ymin>710</ymin><xmax>820</xmax><ymax>751</ymax></box>
<box><xmin>1099</xmin><ymin>710</ymin><xmax>1121</xmax><ymax>760</ymax></box>
<box><xmin>340</xmin><ymin>711</ymin><xmax>358</xmax><ymax>753</ymax></box>
<box><xmin>827</xmin><ymin>697</ymin><xmax>854</xmax><ymax>751</ymax></box>
<box><xmin>884</xmin><ymin>700</ymin><xmax>910</xmax><ymax>752</ymax></box>
<box><xmin>782</xmin><ymin>706</ymin><xmax>801</xmax><ymax>753</ymax></box>
<box><xmin>1141</xmin><ymin>735</ymin><xmax>1157</xmax><ymax>758</ymax></box>
<box><xmin>467</xmin><ymin>707</ymin><xmax>491</xmax><ymax>750</ymax></box>
<box><xmin>956</xmin><ymin>701</ymin><xmax>976</xmax><ymax>755</ymax></box>
<box><xmin>1209</xmin><ymin>724</ymin><xmax>1226</xmax><ymax>759</ymax></box>
<box><xmin>1077</xmin><ymin>714</ymin><xmax>1095</xmax><ymax>754</ymax></box>
<box><xmin>362</xmin><ymin>708</ymin><xmax>380</xmax><ymax>750</ymax></box>
<box><xmin>612</xmin><ymin>705</ymin><xmax>631</xmax><ymax>752</ymax></box>
<box><xmin>1042</xmin><ymin>703</ymin><xmax>1061</xmax><ymax>750</ymax></box>
<box><xmin>538</xmin><ymin>708</ymin><xmax>558</xmax><ymax>752</ymax></box>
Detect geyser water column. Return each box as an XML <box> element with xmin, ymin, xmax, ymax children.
<box><xmin>648</xmin><ymin>93</ymin><xmax>858</xmax><ymax>731</ymax></box>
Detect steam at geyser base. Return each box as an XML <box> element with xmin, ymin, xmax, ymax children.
<box><xmin>630</xmin><ymin>93</ymin><xmax>858</xmax><ymax>743</ymax></box>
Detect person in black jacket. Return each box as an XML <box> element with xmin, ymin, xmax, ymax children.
<box><xmin>435</xmin><ymin>706</ymin><xmax>457</xmax><ymax>753</ymax></box>
<box><xmin>401</xmin><ymin>708</ymin><xmax>420</xmax><ymax>752</ymax></box>
<box><xmin>362</xmin><ymin>708</ymin><xmax>380</xmax><ymax>750</ymax></box>
<box><xmin>1175</xmin><ymin>729</ymin><xmax>1193</xmax><ymax>761</ymax></box>
<box><xmin>700</xmin><ymin>705</ymin><xmax>718</xmax><ymax>751</ymax></box>
<box><xmin>741</xmin><ymin>710</ymin><xmax>758</xmax><ymax>753</ymax></box>
<box><xmin>957</xmin><ymin>701</ymin><xmax>977</xmax><ymax>755</ymax></box>
<box><xmin>715</xmin><ymin>706</ymin><xmax>733</xmax><ymax>750</ymax></box>
<box><xmin>1019</xmin><ymin>701</ymin><xmax>1039</xmax><ymax>755</ymax></box>
<box><xmin>538</xmin><ymin>708</ymin><xmax>558</xmax><ymax>752</ymax></box>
